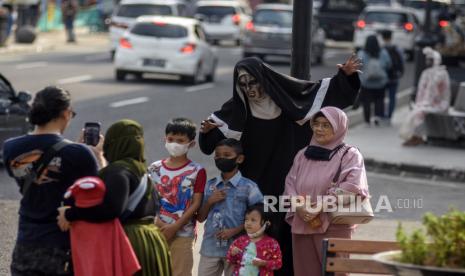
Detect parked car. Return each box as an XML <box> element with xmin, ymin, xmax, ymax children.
<box><xmin>109</xmin><ymin>0</ymin><xmax>190</xmax><ymax>56</ymax></box>
<box><xmin>353</xmin><ymin>6</ymin><xmax>421</xmax><ymax>60</ymax></box>
<box><xmin>114</xmin><ymin>16</ymin><xmax>217</xmax><ymax>84</ymax></box>
<box><xmin>194</xmin><ymin>0</ymin><xmax>252</xmax><ymax>45</ymax></box>
<box><xmin>0</xmin><ymin>74</ymin><xmax>32</xmax><ymax>163</ymax></box>
<box><xmin>402</xmin><ymin>0</ymin><xmax>451</xmax><ymax>25</ymax></box>
<box><xmin>317</xmin><ymin>0</ymin><xmax>366</xmax><ymax>41</ymax></box>
<box><xmin>242</xmin><ymin>3</ymin><xmax>326</xmax><ymax>64</ymax></box>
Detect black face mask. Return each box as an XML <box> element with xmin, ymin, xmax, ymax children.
<box><xmin>304</xmin><ymin>144</ymin><xmax>345</xmax><ymax>161</ymax></box>
<box><xmin>215</xmin><ymin>157</ymin><xmax>238</xmax><ymax>173</ymax></box>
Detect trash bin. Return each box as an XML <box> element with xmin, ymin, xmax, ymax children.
<box><xmin>0</xmin><ymin>8</ymin><xmax>9</xmax><ymax>46</ymax></box>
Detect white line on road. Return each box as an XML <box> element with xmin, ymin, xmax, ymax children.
<box><xmin>109</xmin><ymin>97</ymin><xmax>150</xmax><ymax>108</ymax></box>
<box><xmin>56</xmin><ymin>75</ymin><xmax>93</xmax><ymax>85</ymax></box>
<box><xmin>16</xmin><ymin>62</ymin><xmax>48</xmax><ymax>70</ymax></box>
<box><xmin>185</xmin><ymin>83</ymin><xmax>215</xmax><ymax>93</ymax></box>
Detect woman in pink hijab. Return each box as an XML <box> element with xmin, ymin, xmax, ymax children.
<box><xmin>283</xmin><ymin>106</ymin><xmax>369</xmax><ymax>276</ymax></box>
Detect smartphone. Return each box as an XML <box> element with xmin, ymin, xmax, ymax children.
<box><xmin>84</xmin><ymin>122</ymin><xmax>101</xmax><ymax>146</ymax></box>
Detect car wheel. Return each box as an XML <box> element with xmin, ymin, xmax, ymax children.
<box><xmin>115</xmin><ymin>70</ymin><xmax>127</xmax><ymax>81</ymax></box>
<box><xmin>206</xmin><ymin>59</ymin><xmax>217</xmax><ymax>83</ymax></box>
<box><xmin>183</xmin><ymin>64</ymin><xmax>202</xmax><ymax>85</ymax></box>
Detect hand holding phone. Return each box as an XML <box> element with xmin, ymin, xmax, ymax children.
<box><xmin>84</xmin><ymin>122</ymin><xmax>101</xmax><ymax>146</ymax></box>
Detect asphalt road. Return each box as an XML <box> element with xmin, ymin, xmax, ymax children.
<box><xmin>1</xmin><ymin>44</ymin><xmax>465</xmax><ymax>275</ymax></box>
<box><xmin>1</xmin><ymin>45</ymin><xmax>464</xmax><ymax>217</ymax></box>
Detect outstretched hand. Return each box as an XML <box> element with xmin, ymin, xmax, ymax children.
<box><xmin>337</xmin><ymin>54</ymin><xmax>363</xmax><ymax>76</ymax></box>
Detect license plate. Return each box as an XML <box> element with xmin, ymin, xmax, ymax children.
<box><xmin>143</xmin><ymin>59</ymin><xmax>165</xmax><ymax>67</ymax></box>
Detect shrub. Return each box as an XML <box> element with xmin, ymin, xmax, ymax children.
<box><xmin>396</xmin><ymin>209</ymin><xmax>465</xmax><ymax>269</ymax></box>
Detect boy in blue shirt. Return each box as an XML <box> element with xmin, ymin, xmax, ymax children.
<box><xmin>197</xmin><ymin>138</ymin><xmax>264</xmax><ymax>276</ymax></box>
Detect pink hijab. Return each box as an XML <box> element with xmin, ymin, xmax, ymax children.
<box><xmin>309</xmin><ymin>106</ymin><xmax>348</xmax><ymax>149</ymax></box>
<box><xmin>284</xmin><ymin>107</ymin><xmax>369</xmax><ymax>235</ymax></box>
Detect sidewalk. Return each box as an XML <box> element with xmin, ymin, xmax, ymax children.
<box><xmin>346</xmin><ymin>104</ymin><xmax>465</xmax><ymax>183</ymax></box>
<box><xmin>0</xmin><ymin>28</ymin><xmax>109</xmax><ymax>56</ymax></box>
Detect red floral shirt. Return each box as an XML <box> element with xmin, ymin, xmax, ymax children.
<box><xmin>227</xmin><ymin>235</ymin><xmax>282</xmax><ymax>276</ymax></box>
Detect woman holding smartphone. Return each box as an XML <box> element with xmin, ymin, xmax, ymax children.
<box><xmin>2</xmin><ymin>86</ymin><xmax>99</xmax><ymax>276</ymax></box>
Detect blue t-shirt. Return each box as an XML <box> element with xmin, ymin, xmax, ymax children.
<box><xmin>200</xmin><ymin>171</ymin><xmax>263</xmax><ymax>258</ymax></box>
<box><xmin>3</xmin><ymin>134</ymin><xmax>98</xmax><ymax>248</ymax></box>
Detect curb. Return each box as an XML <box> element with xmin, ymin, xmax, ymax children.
<box><xmin>364</xmin><ymin>158</ymin><xmax>465</xmax><ymax>183</ymax></box>
<box><xmin>347</xmin><ymin>87</ymin><xmax>465</xmax><ymax>183</ymax></box>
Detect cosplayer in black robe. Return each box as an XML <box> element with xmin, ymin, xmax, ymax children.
<box><xmin>199</xmin><ymin>56</ymin><xmax>361</xmax><ymax>275</ymax></box>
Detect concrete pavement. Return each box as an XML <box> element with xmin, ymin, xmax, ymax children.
<box><xmin>0</xmin><ymin>28</ymin><xmax>108</xmax><ymax>56</ymax></box>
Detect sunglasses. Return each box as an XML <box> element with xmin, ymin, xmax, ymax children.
<box><xmin>70</xmin><ymin>110</ymin><xmax>77</xmax><ymax>118</ymax></box>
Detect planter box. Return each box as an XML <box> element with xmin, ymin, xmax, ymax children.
<box><xmin>373</xmin><ymin>250</ymin><xmax>465</xmax><ymax>276</ymax></box>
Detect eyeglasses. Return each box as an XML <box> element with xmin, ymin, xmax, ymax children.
<box><xmin>311</xmin><ymin>122</ymin><xmax>332</xmax><ymax>131</ymax></box>
<box><xmin>70</xmin><ymin>110</ymin><xmax>77</xmax><ymax>118</ymax></box>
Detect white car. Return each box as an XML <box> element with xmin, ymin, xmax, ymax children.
<box><xmin>353</xmin><ymin>6</ymin><xmax>421</xmax><ymax>60</ymax></box>
<box><xmin>114</xmin><ymin>16</ymin><xmax>218</xmax><ymax>84</ymax></box>
<box><xmin>194</xmin><ymin>1</ymin><xmax>252</xmax><ymax>45</ymax></box>
<box><xmin>109</xmin><ymin>0</ymin><xmax>189</xmax><ymax>56</ymax></box>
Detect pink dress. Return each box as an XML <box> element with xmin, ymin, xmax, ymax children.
<box><xmin>226</xmin><ymin>235</ymin><xmax>282</xmax><ymax>276</ymax></box>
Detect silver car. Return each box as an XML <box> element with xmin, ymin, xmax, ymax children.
<box><xmin>242</xmin><ymin>4</ymin><xmax>326</xmax><ymax>64</ymax></box>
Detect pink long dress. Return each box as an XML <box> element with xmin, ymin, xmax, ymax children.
<box><xmin>283</xmin><ymin>107</ymin><xmax>369</xmax><ymax>276</ymax></box>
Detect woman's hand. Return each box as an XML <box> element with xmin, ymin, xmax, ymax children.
<box><xmin>57</xmin><ymin>206</ymin><xmax>71</xmax><ymax>232</ymax></box>
<box><xmin>252</xmin><ymin>258</ymin><xmax>267</xmax><ymax>267</ymax></box>
<box><xmin>337</xmin><ymin>54</ymin><xmax>363</xmax><ymax>76</ymax></box>
<box><xmin>200</xmin><ymin>118</ymin><xmax>222</xmax><ymax>134</ymax></box>
<box><xmin>296</xmin><ymin>206</ymin><xmax>320</xmax><ymax>223</ymax></box>
<box><xmin>230</xmin><ymin>246</ymin><xmax>242</xmax><ymax>256</ymax></box>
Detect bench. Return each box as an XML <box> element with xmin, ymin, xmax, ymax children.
<box><xmin>425</xmin><ymin>81</ymin><xmax>465</xmax><ymax>148</ymax></box>
<box><xmin>322</xmin><ymin>238</ymin><xmax>400</xmax><ymax>275</ymax></box>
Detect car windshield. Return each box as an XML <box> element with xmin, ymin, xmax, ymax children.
<box><xmin>254</xmin><ymin>9</ymin><xmax>293</xmax><ymax>27</ymax></box>
<box><xmin>196</xmin><ymin>6</ymin><xmax>236</xmax><ymax>17</ymax></box>
<box><xmin>403</xmin><ymin>0</ymin><xmax>447</xmax><ymax>9</ymax></box>
<box><xmin>116</xmin><ymin>4</ymin><xmax>172</xmax><ymax>18</ymax></box>
<box><xmin>364</xmin><ymin>12</ymin><xmax>408</xmax><ymax>24</ymax></box>
<box><xmin>131</xmin><ymin>22</ymin><xmax>188</xmax><ymax>38</ymax></box>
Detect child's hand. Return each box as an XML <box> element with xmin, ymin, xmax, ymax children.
<box><xmin>208</xmin><ymin>188</ymin><xmax>227</xmax><ymax>205</ymax></box>
<box><xmin>160</xmin><ymin>224</ymin><xmax>179</xmax><ymax>242</ymax></box>
<box><xmin>230</xmin><ymin>246</ymin><xmax>242</xmax><ymax>256</ymax></box>
<box><xmin>216</xmin><ymin>228</ymin><xmax>236</xmax><ymax>240</ymax></box>
<box><xmin>252</xmin><ymin>258</ymin><xmax>267</xmax><ymax>267</ymax></box>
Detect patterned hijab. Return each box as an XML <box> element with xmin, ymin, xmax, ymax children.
<box><xmin>100</xmin><ymin>119</ymin><xmax>146</xmax><ymax>179</ymax></box>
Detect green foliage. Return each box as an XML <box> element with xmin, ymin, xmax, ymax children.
<box><xmin>396</xmin><ymin>209</ymin><xmax>465</xmax><ymax>269</ymax></box>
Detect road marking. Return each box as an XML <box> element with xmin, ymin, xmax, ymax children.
<box><xmin>56</xmin><ymin>75</ymin><xmax>93</xmax><ymax>85</ymax></box>
<box><xmin>109</xmin><ymin>97</ymin><xmax>149</xmax><ymax>108</ymax></box>
<box><xmin>185</xmin><ymin>83</ymin><xmax>215</xmax><ymax>93</ymax></box>
<box><xmin>16</xmin><ymin>62</ymin><xmax>48</xmax><ymax>70</ymax></box>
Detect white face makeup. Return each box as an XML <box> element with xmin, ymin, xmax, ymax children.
<box><xmin>237</xmin><ymin>73</ymin><xmax>264</xmax><ymax>102</ymax></box>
